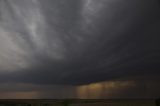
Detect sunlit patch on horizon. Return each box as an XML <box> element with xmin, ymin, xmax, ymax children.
<box><xmin>76</xmin><ymin>80</ymin><xmax>136</xmax><ymax>98</ymax></box>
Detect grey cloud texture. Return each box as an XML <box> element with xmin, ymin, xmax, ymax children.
<box><xmin>0</xmin><ymin>75</ymin><xmax>160</xmax><ymax>99</ymax></box>
<box><xmin>0</xmin><ymin>0</ymin><xmax>160</xmax><ymax>85</ymax></box>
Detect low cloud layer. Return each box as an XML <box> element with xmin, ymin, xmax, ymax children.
<box><xmin>0</xmin><ymin>0</ymin><xmax>160</xmax><ymax>86</ymax></box>
<box><xmin>0</xmin><ymin>75</ymin><xmax>160</xmax><ymax>99</ymax></box>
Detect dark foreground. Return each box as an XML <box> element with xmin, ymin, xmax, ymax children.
<box><xmin>0</xmin><ymin>99</ymin><xmax>159</xmax><ymax>106</ymax></box>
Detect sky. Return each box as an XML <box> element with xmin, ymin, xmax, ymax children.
<box><xmin>0</xmin><ymin>0</ymin><xmax>160</xmax><ymax>99</ymax></box>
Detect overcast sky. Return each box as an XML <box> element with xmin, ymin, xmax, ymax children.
<box><xmin>0</xmin><ymin>0</ymin><xmax>160</xmax><ymax>99</ymax></box>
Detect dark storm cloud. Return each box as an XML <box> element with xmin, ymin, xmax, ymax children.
<box><xmin>0</xmin><ymin>75</ymin><xmax>160</xmax><ymax>99</ymax></box>
<box><xmin>0</xmin><ymin>0</ymin><xmax>160</xmax><ymax>85</ymax></box>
